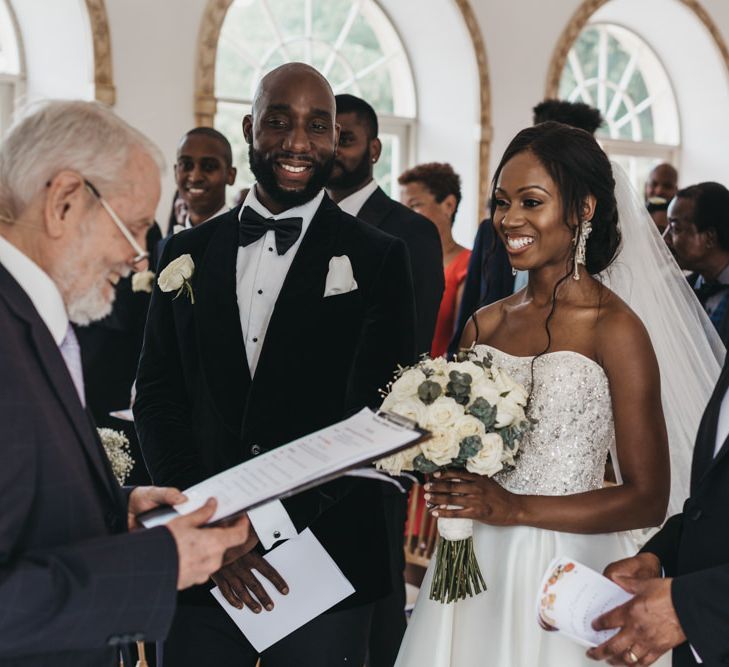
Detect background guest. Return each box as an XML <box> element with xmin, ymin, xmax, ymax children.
<box><xmin>328</xmin><ymin>93</ymin><xmax>443</xmax><ymax>356</ymax></box>
<box><xmin>450</xmin><ymin>99</ymin><xmax>605</xmax><ymax>356</ymax></box>
<box><xmin>667</xmin><ymin>182</ymin><xmax>729</xmax><ymax>345</ymax></box>
<box><xmin>399</xmin><ymin>162</ymin><xmax>468</xmax><ymax>357</ymax></box>
<box><xmin>646</xmin><ymin>162</ymin><xmax>679</xmax><ymax>234</ymax></box>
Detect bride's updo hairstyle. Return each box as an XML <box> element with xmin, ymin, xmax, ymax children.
<box><xmin>489</xmin><ymin>120</ymin><xmax>621</xmax><ymax>275</ymax></box>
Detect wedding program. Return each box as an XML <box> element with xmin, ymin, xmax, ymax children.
<box><xmin>141</xmin><ymin>408</ymin><xmax>426</xmax><ymax>528</ymax></box>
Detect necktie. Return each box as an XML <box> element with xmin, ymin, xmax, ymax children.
<box><xmin>239</xmin><ymin>206</ymin><xmax>303</xmax><ymax>255</ymax></box>
<box><xmin>59</xmin><ymin>325</ymin><xmax>86</xmax><ymax>407</ymax></box>
<box><xmin>695</xmin><ymin>280</ymin><xmax>729</xmax><ymax>305</ymax></box>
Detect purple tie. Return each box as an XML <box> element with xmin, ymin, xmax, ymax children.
<box><xmin>59</xmin><ymin>325</ymin><xmax>86</xmax><ymax>407</ymax></box>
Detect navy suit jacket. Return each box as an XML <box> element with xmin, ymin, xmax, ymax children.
<box><xmin>643</xmin><ymin>355</ymin><xmax>729</xmax><ymax>666</ymax></box>
<box><xmin>0</xmin><ymin>264</ymin><xmax>178</xmax><ymax>666</ymax></box>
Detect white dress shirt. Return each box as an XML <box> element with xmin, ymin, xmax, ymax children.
<box><xmin>175</xmin><ymin>204</ymin><xmax>230</xmax><ymax>234</ymax></box>
<box><xmin>236</xmin><ymin>187</ymin><xmax>324</xmax><ymax>376</ymax></box>
<box><xmin>333</xmin><ymin>178</ymin><xmax>379</xmax><ymax>217</ymax></box>
<box><xmin>236</xmin><ymin>186</ymin><xmax>325</xmax><ymax>549</ymax></box>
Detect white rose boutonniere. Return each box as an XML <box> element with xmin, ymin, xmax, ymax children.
<box><xmin>158</xmin><ymin>254</ymin><xmax>195</xmax><ymax>304</ymax></box>
<box><xmin>131</xmin><ymin>270</ymin><xmax>155</xmax><ymax>294</ymax></box>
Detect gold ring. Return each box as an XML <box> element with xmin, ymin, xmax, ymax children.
<box><xmin>625</xmin><ymin>649</ymin><xmax>639</xmax><ymax>664</ymax></box>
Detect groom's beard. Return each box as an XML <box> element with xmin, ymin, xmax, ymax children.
<box><xmin>248</xmin><ymin>144</ymin><xmax>334</xmax><ymax>209</ymax></box>
<box><xmin>328</xmin><ymin>150</ymin><xmax>371</xmax><ymax>191</ymax></box>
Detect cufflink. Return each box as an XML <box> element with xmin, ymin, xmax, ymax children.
<box><xmin>273</xmin><ymin>530</ymin><xmax>281</xmax><ymax>539</ymax></box>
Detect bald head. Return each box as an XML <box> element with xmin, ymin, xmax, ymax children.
<box><xmin>645</xmin><ymin>162</ymin><xmax>678</xmax><ymax>203</ymax></box>
<box><xmin>252</xmin><ymin>63</ymin><xmax>335</xmax><ymax>118</ymax></box>
<box><xmin>242</xmin><ymin>62</ymin><xmax>338</xmax><ymax>214</ymax></box>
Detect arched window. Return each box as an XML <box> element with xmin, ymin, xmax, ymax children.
<box><xmin>0</xmin><ymin>0</ymin><xmax>22</xmax><ymax>136</ymax></box>
<box><xmin>213</xmin><ymin>0</ymin><xmax>416</xmax><ymax>198</ymax></box>
<box><xmin>559</xmin><ymin>23</ymin><xmax>680</xmax><ymax>188</ymax></box>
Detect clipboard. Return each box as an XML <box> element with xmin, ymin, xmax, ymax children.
<box><xmin>139</xmin><ymin>408</ymin><xmax>430</xmax><ymax>528</ymax></box>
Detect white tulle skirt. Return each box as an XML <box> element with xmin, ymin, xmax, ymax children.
<box><xmin>395</xmin><ymin>524</ymin><xmax>670</xmax><ymax>667</ymax></box>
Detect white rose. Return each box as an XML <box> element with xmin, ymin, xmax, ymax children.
<box><xmin>469</xmin><ymin>377</ymin><xmax>501</xmax><ymax>406</ymax></box>
<box><xmin>422</xmin><ymin>428</ymin><xmax>459</xmax><ymax>466</ymax></box>
<box><xmin>466</xmin><ymin>433</ymin><xmax>504</xmax><ymax>476</ymax></box>
<box><xmin>492</xmin><ymin>367</ymin><xmax>529</xmax><ymax>406</ymax></box>
<box><xmin>158</xmin><ymin>254</ymin><xmax>194</xmax><ymax>292</ymax></box>
<box><xmin>376</xmin><ymin>444</ymin><xmax>421</xmax><ymax>475</ymax></box>
<box><xmin>390</xmin><ymin>368</ymin><xmax>427</xmax><ymax>400</ymax></box>
<box><xmin>447</xmin><ymin>360</ymin><xmax>485</xmax><ymax>383</ymax></box>
<box><xmin>425</xmin><ymin>396</ymin><xmax>462</xmax><ymax>430</ymax></box>
<box><xmin>496</xmin><ymin>395</ymin><xmax>527</xmax><ymax>428</ymax></box>
<box><xmin>453</xmin><ymin>414</ymin><xmax>486</xmax><ymax>440</ymax></box>
<box><xmin>387</xmin><ymin>397</ymin><xmax>429</xmax><ymax>427</ymax></box>
<box><xmin>131</xmin><ymin>270</ymin><xmax>155</xmax><ymax>294</ymax></box>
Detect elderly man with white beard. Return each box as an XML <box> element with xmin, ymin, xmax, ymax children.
<box><xmin>0</xmin><ymin>100</ymin><xmax>252</xmax><ymax>667</ymax></box>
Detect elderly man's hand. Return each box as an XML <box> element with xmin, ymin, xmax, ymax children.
<box><xmin>127</xmin><ymin>486</ymin><xmax>186</xmax><ymax>530</ymax></box>
<box><xmin>603</xmin><ymin>553</ymin><xmax>661</xmax><ymax>583</ymax></box>
<box><xmin>586</xmin><ymin>577</ymin><xmax>686</xmax><ymax>665</ymax></box>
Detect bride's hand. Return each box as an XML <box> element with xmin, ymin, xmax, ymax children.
<box><xmin>424</xmin><ymin>470</ymin><xmax>524</xmax><ymax>526</ymax></box>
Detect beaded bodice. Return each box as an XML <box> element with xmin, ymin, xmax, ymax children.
<box><xmin>479</xmin><ymin>345</ymin><xmax>614</xmax><ymax>496</ymax></box>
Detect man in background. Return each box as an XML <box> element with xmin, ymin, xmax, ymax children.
<box><xmin>646</xmin><ymin>163</ymin><xmax>679</xmax><ymax>234</ymax></box>
<box><xmin>667</xmin><ymin>182</ymin><xmax>729</xmax><ymax>346</ymax></box>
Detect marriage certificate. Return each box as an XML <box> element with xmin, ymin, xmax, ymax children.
<box><xmin>141</xmin><ymin>407</ymin><xmax>425</xmax><ymax>527</ymax></box>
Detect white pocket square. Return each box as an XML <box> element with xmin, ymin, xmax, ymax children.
<box><xmin>324</xmin><ymin>255</ymin><xmax>358</xmax><ymax>297</ymax></box>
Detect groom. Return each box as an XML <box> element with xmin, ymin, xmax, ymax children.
<box><xmin>134</xmin><ymin>63</ymin><xmax>417</xmax><ymax>666</ymax></box>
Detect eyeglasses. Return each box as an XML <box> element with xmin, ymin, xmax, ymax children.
<box><xmin>83</xmin><ymin>179</ymin><xmax>149</xmax><ymax>264</ymax></box>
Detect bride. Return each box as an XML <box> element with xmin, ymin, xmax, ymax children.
<box><xmin>395</xmin><ymin>122</ymin><xmax>723</xmax><ymax>666</ymax></box>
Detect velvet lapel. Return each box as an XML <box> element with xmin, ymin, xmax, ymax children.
<box><xmin>0</xmin><ymin>266</ymin><xmax>120</xmax><ymax>505</ymax></box>
<box><xmin>695</xmin><ymin>358</ymin><xmax>729</xmax><ymax>488</ymax></box>
<box><xmin>194</xmin><ymin>211</ymin><xmax>251</xmax><ymax>435</ymax></box>
<box><xmin>241</xmin><ymin>196</ymin><xmax>341</xmax><ymax>433</ymax></box>
<box><xmin>356</xmin><ymin>186</ymin><xmax>393</xmax><ymax>229</ymax></box>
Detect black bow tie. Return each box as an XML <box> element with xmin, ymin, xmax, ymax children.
<box><xmin>238</xmin><ymin>206</ymin><xmax>303</xmax><ymax>255</ymax></box>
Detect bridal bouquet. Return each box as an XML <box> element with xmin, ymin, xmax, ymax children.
<box><xmin>376</xmin><ymin>346</ymin><xmax>531</xmax><ymax>603</ymax></box>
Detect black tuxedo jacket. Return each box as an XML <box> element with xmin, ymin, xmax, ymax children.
<box><xmin>134</xmin><ymin>196</ymin><xmax>417</xmax><ymax>609</ymax></box>
<box><xmin>0</xmin><ymin>265</ymin><xmax>177</xmax><ymax>666</ymax></box>
<box><xmin>357</xmin><ymin>186</ymin><xmax>443</xmax><ymax>354</ymax></box>
<box><xmin>643</xmin><ymin>356</ymin><xmax>729</xmax><ymax>666</ymax></box>
<box><xmin>688</xmin><ymin>272</ymin><xmax>729</xmax><ymax>348</ymax></box>
<box><xmin>449</xmin><ymin>218</ymin><xmax>514</xmax><ymax>356</ymax></box>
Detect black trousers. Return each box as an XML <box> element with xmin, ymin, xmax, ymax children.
<box><xmin>162</xmin><ymin>602</ymin><xmax>374</xmax><ymax>667</ymax></box>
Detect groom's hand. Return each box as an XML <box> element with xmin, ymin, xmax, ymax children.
<box><xmin>603</xmin><ymin>553</ymin><xmax>661</xmax><ymax>583</ymax></box>
<box><xmin>212</xmin><ymin>552</ymin><xmax>289</xmax><ymax>612</ymax></box>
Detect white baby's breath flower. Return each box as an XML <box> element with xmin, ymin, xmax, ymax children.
<box><xmin>454</xmin><ymin>414</ymin><xmax>486</xmax><ymax>440</ymax></box>
<box><xmin>158</xmin><ymin>254</ymin><xmax>194</xmax><ymax>293</ymax></box>
<box><xmin>390</xmin><ymin>368</ymin><xmax>426</xmax><ymax>400</ymax></box>
<box><xmin>97</xmin><ymin>428</ymin><xmax>134</xmax><ymax>485</ymax></box>
<box><xmin>466</xmin><ymin>432</ymin><xmax>504</xmax><ymax>476</ymax></box>
<box><xmin>375</xmin><ymin>444</ymin><xmax>421</xmax><ymax>475</ymax></box>
<box><xmin>387</xmin><ymin>397</ymin><xmax>428</xmax><ymax>427</ymax></box>
<box><xmin>131</xmin><ymin>270</ymin><xmax>155</xmax><ymax>294</ymax></box>
<box><xmin>425</xmin><ymin>396</ymin><xmax>463</xmax><ymax>430</ymax></box>
<box><xmin>422</xmin><ymin>428</ymin><xmax>459</xmax><ymax>467</ymax></box>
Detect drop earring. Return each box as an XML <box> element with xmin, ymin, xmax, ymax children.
<box><xmin>573</xmin><ymin>220</ymin><xmax>592</xmax><ymax>281</ymax></box>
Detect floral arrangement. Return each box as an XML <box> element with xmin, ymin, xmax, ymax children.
<box><xmin>376</xmin><ymin>345</ymin><xmax>531</xmax><ymax>603</ymax></box>
<box><xmin>158</xmin><ymin>254</ymin><xmax>195</xmax><ymax>303</ymax></box>
<box><xmin>97</xmin><ymin>428</ymin><xmax>135</xmax><ymax>485</ymax></box>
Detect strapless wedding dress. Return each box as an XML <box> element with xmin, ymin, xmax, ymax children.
<box><xmin>395</xmin><ymin>345</ymin><xmax>669</xmax><ymax>667</ymax></box>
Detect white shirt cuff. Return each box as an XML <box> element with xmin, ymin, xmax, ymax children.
<box><xmin>248</xmin><ymin>500</ymin><xmax>298</xmax><ymax>550</ymax></box>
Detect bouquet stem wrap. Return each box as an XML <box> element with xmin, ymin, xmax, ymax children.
<box><xmin>430</xmin><ymin>516</ymin><xmax>486</xmax><ymax>603</ymax></box>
